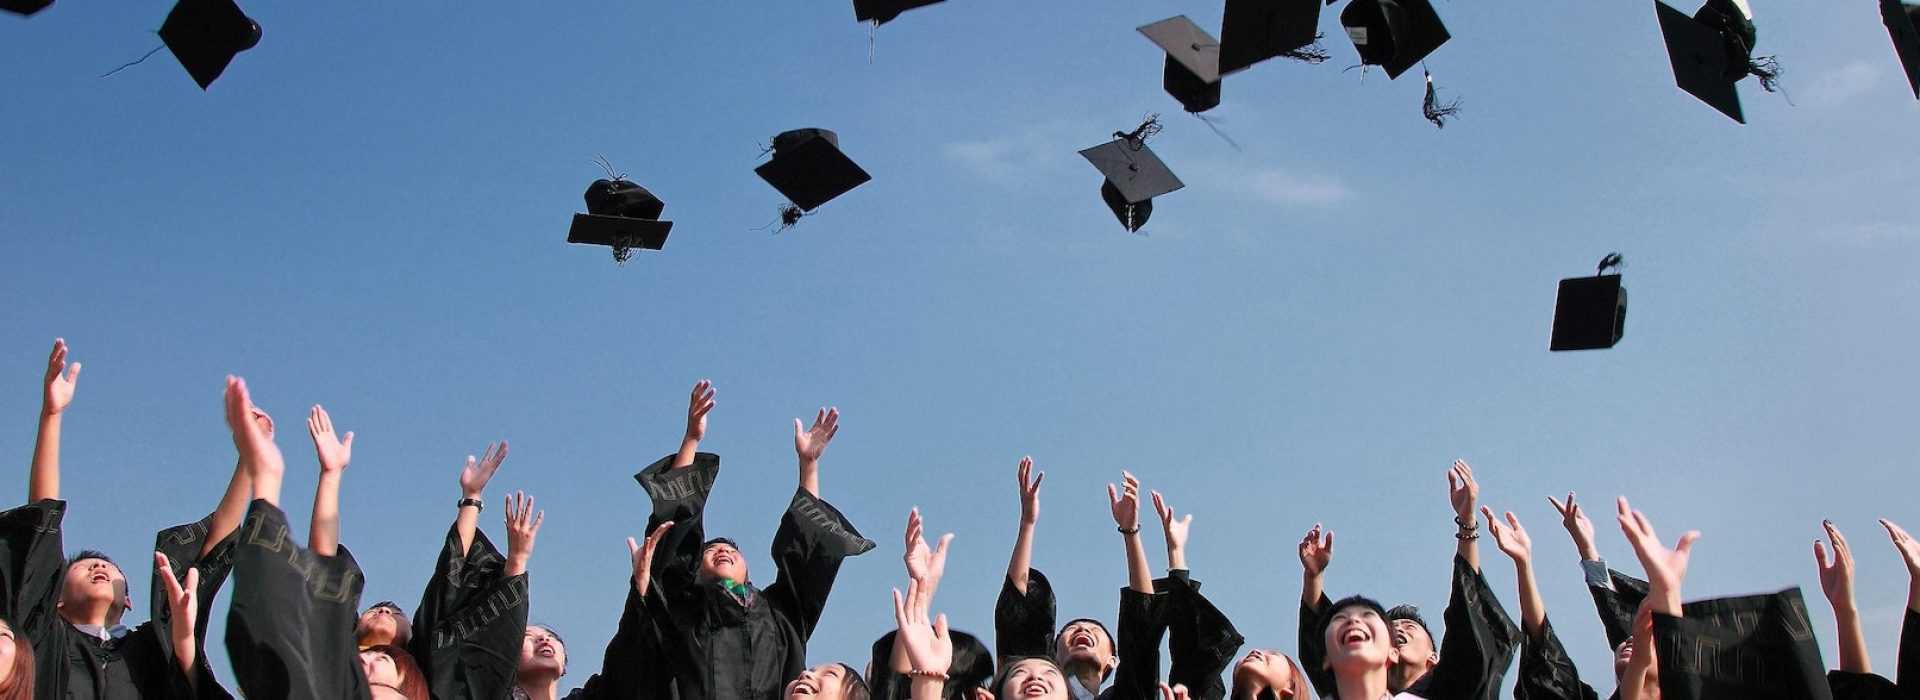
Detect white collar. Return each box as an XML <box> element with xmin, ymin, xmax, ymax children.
<box><xmin>68</xmin><ymin>621</ymin><xmax>129</xmax><ymax>642</ymax></box>
<box><xmin>1067</xmin><ymin>675</ymin><xmax>1102</xmax><ymax>700</ymax></box>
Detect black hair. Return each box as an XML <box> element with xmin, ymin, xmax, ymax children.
<box><xmin>838</xmin><ymin>663</ymin><xmax>870</xmax><ymax>700</ymax></box>
<box><xmin>1384</xmin><ymin>604</ymin><xmax>1432</xmax><ymax>640</ymax></box>
<box><xmin>1316</xmin><ymin>595</ymin><xmax>1389</xmax><ymax>644</ymax></box>
<box><xmin>66</xmin><ymin>550</ymin><xmax>123</xmax><ymax>576</ymax></box>
<box><xmin>991</xmin><ymin>656</ymin><xmax>1065</xmax><ymax>698</ymax></box>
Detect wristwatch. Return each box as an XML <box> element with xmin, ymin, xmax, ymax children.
<box><xmin>457</xmin><ymin>497</ymin><xmax>485</xmax><ymax>511</ymax></box>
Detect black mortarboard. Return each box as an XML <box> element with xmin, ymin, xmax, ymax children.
<box><xmin>1219</xmin><ymin>0</ymin><xmax>1329</xmax><ymax>74</ymax></box>
<box><xmin>1140</xmin><ymin>16</ymin><xmax>1224</xmax><ymax>113</ymax></box>
<box><xmin>158</xmin><ymin>0</ymin><xmax>260</xmax><ymax>89</ymax></box>
<box><xmin>1080</xmin><ymin>121</ymin><xmax>1184</xmax><ymax>232</ymax></box>
<box><xmin>1655</xmin><ymin>0</ymin><xmax>1783</xmax><ymax>123</ymax></box>
<box><xmin>754</xmin><ymin>128</ymin><xmax>871</xmax><ymax>215</ymax></box>
<box><xmin>1550</xmin><ymin>254</ymin><xmax>1628</xmax><ymax>351</ymax></box>
<box><xmin>568</xmin><ymin>176</ymin><xmax>672</xmax><ymax>262</ymax></box>
<box><xmin>853</xmin><ymin>0</ymin><xmax>944</xmax><ymax>25</ymax></box>
<box><xmin>1883</xmin><ymin>0</ymin><xmax>1920</xmax><ymax>99</ymax></box>
<box><xmin>1</xmin><ymin>0</ymin><xmax>53</xmax><ymax>17</ymax></box>
<box><xmin>1340</xmin><ymin>0</ymin><xmax>1449</xmax><ymax>80</ymax></box>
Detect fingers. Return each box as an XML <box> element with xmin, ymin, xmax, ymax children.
<box><xmin>46</xmin><ymin>338</ymin><xmax>66</xmax><ymax>380</ymax></box>
<box><xmin>1326</xmin><ymin>530</ymin><xmax>1334</xmax><ymax>553</ymax></box>
<box><xmin>1302</xmin><ymin>523</ymin><xmax>1320</xmax><ymax>546</ymax></box>
<box><xmin>934</xmin><ymin>533</ymin><xmax>954</xmax><ymax>560</ymax></box>
<box><xmin>1017</xmin><ymin>456</ymin><xmax>1031</xmax><ymax>486</ymax></box>
<box><xmin>1108</xmin><ymin>483</ymin><xmax>1120</xmax><ymax>506</ymax></box>
<box><xmin>1506</xmin><ymin>510</ymin><xmax>1523</xmax><ymax>531</ymax></box>
<box><xmin>1815</xmin><ymin>540</ymin><xmax>1830</xmax><ymax>570</ymax></box>
<box><xmin>531</xmin><ymin>510</ymin><xmax>545</xmax><ymax>533</ymax></box>
<box><xmin>1824</xmin><ymin>520</ymin><xmax>1850</xmax><ymax>556</ymax></box>
<box><xmin>183</xmin><ymin>568</ymin><xmax>199</xmax><ymax>600</ymax></box>
<box><xmin>1151</xmin><ymin>491</ymin><xmax>1169</xmax><ymax>520</ymax></box>
<box><xmin>1160</xmin><ymin>683</ymin><xmax>1176</xmax><ymax>700</ymax></box>
<box><xmin>892</xmin><ymin>587</ymin><xmax>908</xmax><ymax>626</ymax></box>
<box><xmin>906</xmin><ymin>507</ymin><xmax>923</xmax><ymax>549</ymax></box>
<box><xmin>65</xmin><ymin>360</ymin><xmax>82</xmax><ymax>385</ymax></box>
<box><xmin>628</xmin><ymin>537</ymin><xmax>642</xmax><ymax>561</ymax></box>
<box><xmin>934</xmin><ymin>612</ymin><xmax>950</xmax><ymax>640</ymax></box>
<box><xmin>1674</xmin><ymin>531</ymin><xmax>1700</xmax><ymax>555</ymax></box>
<box><xmin>154</xmin><ymin>552</ymin><xmax>184</xmax><ymax>599</ymax></box>
<box><xmin>1546</xmin><ymin>494</ymin><xmax>1567</xmax><ymax>517</ymax></box>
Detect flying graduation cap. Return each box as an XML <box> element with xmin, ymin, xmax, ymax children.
<box><xmin>568</xmin><ymin>163</ymin><xmax>673</xmax><ymax>263</ymax></box>
<box><xmin>853</xmin><ymin>0</ymin><xmax>944</xmax><ymax>25</ymax></box>
<box><xmin>1550</xmin><ymin>253</ymin><xmax>1628</xmax><ymax>351</ymax></box>
<box><xmin>1</xmin><ymin>0</ymin><xmax>53</xmax><ymax>17</ymax></box>
<box><xmin>754</xmin><ymin>128</ymin><xmax>872</xmax><ymax>230</ymax></box>
<box><xmin>158</xmin><ymin>0</ymin><xmax>261</xmax><ymax>89</ymax></box>
<box><xmin>1139</xmin><ymin>16</ymin><xmax>1224</xmax><ymax>114</ymax></box>
<box><xmin>1882</xmin><ymin>0</ymin><xmax>1920</xmax><ymax>99</ymax></box>
<box><xmin>1219</xmin><ymin>0</ymin><xmax>1332</xmax><ymax>74</ymax></box>
<box><xmin>1079</xmin><ymin>117</ymin><xmax>1184</xmax><ymax>233</ymax></box>
<box><xmin>1339</xmin><ymin>0</ymin><xmax>1450</xmax><ymax>80</ymax></box>
<box><xmin>1654</xmin><ymin>0</ymin><xmax>1783</xmax><ymax>123</ymax></box>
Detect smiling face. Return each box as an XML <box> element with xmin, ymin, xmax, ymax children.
<box><xmin>1323</xmin><ymin>604</ymin><xmax>1397</xmax><ymax>673</ymax></box>
<box><xmin>784</xmin><ymin>663</ymin><xmax>857</xmax><ymax>700</ymax></box>
<box><xmin>356</xmin><ymin>605</ymin><xmax>412</xmax><ymax>647</ymax></box>
<box><xmin>518</xmin><ymin>626</ymin><xmax>567</xmax><ymax>679</ymax></box>
<box><xmin>700</xmin><ymin>541</ymin><xmax>748</xmax><ymax>586</ymax></box>
<box><xmin>1388</xmin><ymin>618</ymin><xmax>1436</xmax><ymax>667</ymax></box>
<box><xmin>1000</xmin><ymin>658</ymin><xmax>1069</xmax><ymax>700</ymax></box>
<box><xmin>1053</xmin><ymin>619</ymin><xmax>1114</xmax><ymax>671</ymax></box>
<box><xmin>57</xmin><ymin>557</ymin><xmax>129</xmax><ymax>624</ymax></box>
<box><xmin>0</xmin><ymin>619</ymin><xmax>18</xmax><ymax>688</ymax></box>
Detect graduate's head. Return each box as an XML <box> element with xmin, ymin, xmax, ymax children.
<box><xmin>1318</xmin><ymin>597</ymin><xmax>1399</xmax><ymax>675</ymax></box>
<box><xmin>56</xmin><ymin>551</ymin><xmax>131</xmax><ymax>626</ymax></box>
<box><xmin>356</xmin><ymin>601</ymin><xmax>413</xmax><ymax>648</ymax></box>
<box><xmin>0</xmin><ymin>618</ymin><xmax>35</xmax><ymax>700</ymax></box>
<box><xmin>359</xmin><ymin>644</ymin><xmax>429</xmax><ymax>700</ymax></box>
<box><xmin>1384</xmin><ymin>603</ymin><xmax>1437</xmax><ymax>687</ymax></box>
<box><xmin>699</xmin><ymin>538</ymin><xmax>749</xmax><ymax>586</ymax></box>
<box><xmin>993</xmin><ymin>657</ymin><xmax>1069</xmax><ymax>700</ymax></box>
<box><xmin>1229</xmin><ymin>648</ymin><xmax>1308</xmax><ymax>699</ymax></box>
<box><xmin>1052</xmin><ymin>618</ymin><xmax>1116</xmax><ymax>678</ymax></box>
<box><xmin>783</xmin><ymin>662</ymin><xmax>868</xmax><ymax>700</ymax></box>
<box><xmin>518</xmin><ymin>624</ymin><xmax>567</xmax><ymax>680</ymax></box>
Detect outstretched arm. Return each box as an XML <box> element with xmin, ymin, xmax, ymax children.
<box><xmin>1151</xmin><ymin>490</ymin><xmax>1192</xmax><ymax>573</ymax></box>
<box><xmin>307</xmin><ymin>406</ymin><xmax>354</xmax><ymax>557</ymax></box>
<box><xmin>1816</xmin><ymin>520</ymin><xmax>1870</xmax><ymax>673</ymax></box>
<box><xmin>1879</xmin><ymin>519</ymin><xmax>1920</xmax><ymax>688</ymax></box>
<box><xmin>793</xmin><ymin>407</ymin><xmax>839</xmax><ymax>498</ymax></box>
<box><xmin>225</xmin><ymin>377</ymin><xmax>285</xmax><ymax>506</ymax></box>
<box><xmin>455</xmin><ymin>442</ymin><xmax>508</xmax><ymax>557</ymax></box>
<box><xmin>28</xmin><ymin>338</ymin><xmax>79</xmax><ymax>502</ymax></box>
<box><xmin>1449</xmin><ymin>460</ymin><xmax>1482</xmax><ymax>572</ymax></box>
<box><xmin>1486</xmin><ymin>506</ymin><xmax>1545</xmax><ymax>639</ymax></box>
<box><xmin>628</xmin><ymin>519</ymin><xmax>675</xmax><ymax>597</ymax></box>
<box><xmin>503</xmin><ymin>491</ymin><xmax>543</xmax><ymax>577</ymax></box>
<box><xmin>155</xmin><ymin>552</ymin><xmax>202</xmax><ymax>680</ymax></box>
<box><xmin>673</xmin><ymin>380</ymin><xmax>715</xmax><ymax>469</ymax></box>
<box><xmin>1008</xmin><ymin>456</ymin><xmax>1042</xmax><ymax>594</ymax></box>
<box><xmin>1110</xmin><ymin>471</ymin><xmax>1153</xmax><ymax>594</ymax></box>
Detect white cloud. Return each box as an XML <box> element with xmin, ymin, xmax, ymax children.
<box><xmin>1232</xmin><ymin>168</ymin><xmax>1354</xmax><ymax>206</ymax></box>
<box><xmin>941</xmin><ymin>139</ymin><xmax>1022</xmax><ymax>181</ymax></box>
<box><xmin>1804</xmin><ymin>61</ymin><xmax>1882</xmax><ymax>106</ymax></box>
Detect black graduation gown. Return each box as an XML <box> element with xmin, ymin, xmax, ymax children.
<box><xmin>1819</xmin><ymin>607</ymin><xmax>1920</xmax><ymax>700</ymax></box>
<box><xmin>223</xmin><ymin>499</ymin><xmax>373</xmax><ymax>700</ymax></box>
<box><xmin>0</xmin><ymin>499</ymin><xmax>235</xmax><ymax>700</ymax></box>
<box><xmin>553</xmin><ymin>580</ymin><xmax>674</xmax><ymax>700</ymax></box>
<box><xmin>407</xmin><ymin>525</ymin><xmax>529</xmax><ymax>700</ymax></box>
<box><xmin>1513</xmin><ymin>617</ymin><xmax>1600</xmax><ymax>700</ymax></box>
<box><xmin>1160</xmin><ymin>570</ymin><xmax>1244</xmax><ymax>700</ymax></box>
<box><xmin>1648</xmin><ymin>587</ymin><xmax>1831</xmax><ymax>700</ymax></box>
<box><xmin>1297</xmin><ymin>555</ymin><xmax>1520</xmax><ymax>700</ymax></box>
<box><xmin>991</xmin><ymin>566</ymin><xmax>1169</xmax><ymax>700</ymax></box>
<box><xmin>636</xmin><ymin>453</ymin><xmax>875</xmax><ymax>700</ymax></box>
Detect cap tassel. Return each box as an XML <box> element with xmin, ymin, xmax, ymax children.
<box><xmin>1422</xmin><ymin>71</ymin><xmax>1463</xmax><ymax>129</ymax></box>
<box><xmin>1280</xmin><ymin>35</ymin><xmax>1333</xmax><ymax>64</ymax></box>
<box><xmin>610</xmin><ymin>241</ymin><xmax>635</xmax><ymax>265</ymax></box>
<box><xmin>1115</xmin><ymin>114</ymin><xmax>1164</xmax><ymax>149</ymax></box>
<box><xmin>1192</xmin><ymin>112</ymin><xmax>1244</xmax><ymax>151</ymax></box>
<box><xmin>1597</xmin><ymin>252</ymin><xmax>1624</xmax><ymax>275</ymax></box>
<box><xmin>100</xmin><ymin>43</ymin><xmax>164</xmax><ymax>79</ymax></box>
<box><xmin>869</xmin><ymin>20</ymin><xmax>878</xmax><ymax>64</ymax></box>
<box><xmin>1748</xmin><ymin>54</ymin><xmax>1785</xmax><ymax>94</ymax></box>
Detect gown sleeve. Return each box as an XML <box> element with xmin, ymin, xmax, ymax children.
<box><xmin>1162</xmin><ymin>571</ymin><xmax>1244</xmax><ymax>700</ymax></box>
<box><xmin>409</xmin><ymin>525</ymin><xmax>529</xmax><ymax>700</ymax></box>
<box><xmin>1897</xmin><ymin>607</ymin><xmax>1920</xmax><ymax>696</ymax></box>
<box><xmin>634</xmin><ymin>452</ymin><xmax>719</xmax><ymax>602</ymax></box>
<box><xmin>996</xmin><ymin>568</ymin><xmax>1058</xmax><ymax>663</ymax></box>
<box><xmin>1417</xmin><ymin>555</ymin><xmax>1521</xmax><ymax>700</ymax></box>
<box><xmin>1298</xmin><ymin>591</ymin><xmax>1334</xmax><ymax>699</ymax></box>
<box><xmin>147</xmin><ymin>513</ymin><xmax>242</xmax><ymax>699</ymax></box>
<box><xmin>1649</xmin><ymin>588</ymin><xmax>1832</xmax><ymax>700</ymax></box>
<box><xmin>1106</xmin><ymin>586</ymin><xmax>1170</xmax><ymax>700</ymax></box>
<box><xmin>222</xmin><ymin>499</ymin><xmax>372</xmax><ymax>700</ymax></box>
<box><xmin>1514</xmin><ymin>616</ymin><xmax>1601</xmax><ymax>700</ymax></box>
<box><xmin>761</xmin><ymin>488</ymin><xmax>876</xmax><ymax>642</ymax></box>
<box><xmin>566</xmin><ymin>579</ymin><xmax>671</xmax><ymax>700</ymax></box>
<box><xmin>0</xmin><ymin>500</ymin><xmax>67</xmax><ymax>651</ymax></box>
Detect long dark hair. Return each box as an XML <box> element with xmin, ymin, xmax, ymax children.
<box><xmin>0</xmin><ymin>620</ymin><xmax>35</xmax><ymax>700</ymax></box>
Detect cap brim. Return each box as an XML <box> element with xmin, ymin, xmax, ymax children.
<box><xmin>1079</xmin><ymin>138</ymin><xmax>1184</xmax><ymax>204</ymax></box>
<box><xmin>569</xmin><ymin>214</ymin><xmax>672</xmax><ymax>251</ymax></box>
<box><xmin>1</xmin><ymin>0</ymin><xmax>55</xmax><ymax>16</ymax></box>
<box><xmin>754</xmin><ymin>138</ymin><xmax>872</xmax><ymax>212</ymax></box>
<box><xmin>1220</xmin><ymin>0</ymin><xmax>1324</xmax><ymax>75</ymax></box>
<box><xmin>1656</xmin><ymin>0</ymin><xmax>1745</xmax><ymax>123</ymax></box>
<box><xmin>853</xmin><ymin>0</ymin><xmax>944</xmax><ymax>24</ymax></box>
<box><xmin>1139</xmin><ymin>16</ymin><xmax>1223</xmax><ymax>83</ymax></box>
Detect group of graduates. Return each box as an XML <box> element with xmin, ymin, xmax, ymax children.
<box><xmin>3</xmin><ymin>337</ymin><xmax>1918</xmax><ymax>700</ymax></box>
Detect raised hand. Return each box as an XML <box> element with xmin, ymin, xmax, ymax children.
<box><xmin>504</xmin><ymin>491</ymin><xmax>545</xmax><ymax>576</ymax></box>
<box><xmin>1157</xmin><ymin>683</ymin><xmax>1193</xmax><ymax>700</ymax></box>
<box><xmin>903</xmin><ymin>508</ymin><xmax>954</xmax><ymax>591</ymax></box>
<box><xmin>1299</xmin><ymin>524</ymin><xmax>1334</xmax><ymax>577</ymax></box>
<box><xmin>1880</xmin><ymin>519</ymin><xmax>1920</xmax><ymax>579</ymax></box>
<box><xmin>1546</xmin><ymin>491</ymin><xmax>1600</xmax><ymax>561</ymax></box>
<box><xmin>1017</xmin><ymin>456</ymin><xmax>1043</xmax><ymax>526</ymax></box>
<box><xmin>1447</xmin><ymin>460</ymin><xmax>1480</xmax><ymax>526</ymax></box>
<box><xmin>628</xmin><ymin>520</ymin><xmax>675</xmax><ymax>595</ymax></box>
<box><xmin>892</xmin><ymin>577</ymin><xmax>953</xmax><ymax>678</ymax></box>
<box><xmin>1151</xmin><ymin>490</ymin><xmax>1193</xmax><ymax>570</ymax></box>
<box><xmin>306</xmin><ymin>405</ymin><xmax>353</xmax><ymax>474</ymax></box>
<box><xmin>1816</xmin><ymin>520</ymin><xmax>1858</xmax><ymax>609</ymax></box>
<box><xmin>794</xmin><ymin>407</ymin><xmax>840</xmax><ymax>465</ymax></box>
<box><xmin>42</xmin><ymin>338</ymin><xmax>80</xmax><ymax>416</ymax></box>
<box><xmin>1616</xmin><ymin>497</ymin><xmax>1698</xmax><ymax>613</ymax></box>
<box><xmin>685</xmin><ymin>379</ymin><xmax>716</xmax><ymax>442</ymax></box>
<box><xmin>459</xmin><ymin>442</ymin><xmax>508</xmax><ymax>499</ymax></box>
<box><xmin>224</xmin><ymin>377</ymin><xmax>284</xmax><ymax>492</ymax></box>
<box><xmin>1108</xmin><ymin>471</ymin><xmax>1142</xmax><ymax>533</ymax></box>
<box><xmin>1484</xmin><ymin>507</ymin><xmax>1534</xmax><ymax>564</ymax></box>
<box><xmin>155</xmin><ymin>552</ymin><xmax>201</xmax><ymax>674</ymax></box>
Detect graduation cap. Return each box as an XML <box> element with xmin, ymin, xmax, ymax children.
<box><xmin>1654</xmin><ymin>0</ymin><xmax>1783</xmax><ymax>123</ymax></box>
<box><xmin>158</xmin><ymin>0</ymin><xmax>261</xmax><ymax>89</ymax></box>
<box><xmin>1079</xmin><ymin>117</ymin><xmax>1184</xmax><ymax>233</ymax></box>
<box><xmin>754</xmin><ymin>128</ymin><xmax>871</xmax><ymax>229</ymax></box>
<box><xmin>1882</xmin><ymin>0</ymin><xmax>1920</xmax><ymax>99</ymax></box>
<box><xmin>1340</xmin><ymin>0</ymin><xmax>1450</xmax><ymax>80</ymax></box>
<box><xmin>568</xmin><ymin>164</ymin><xmax>673</xmax><ymax>263</ymax></box>
<box><xmin>1219</xmin><ymin>0</ymin><xmax>1330</xmax><ymax>74</ymax></box>
<box><xmin>1</xmin><ymin>0</ymin><xmax>54</xmax><ymax>17</ymax></box>
<box><xmin>853</xmin><ymin>0</ymin><xmax>944</xmax><ymax>25</ymax></box>
<box><xmin>1140</xmin><ymin>16</ymin><xmax>1224</xmax><ymax>113</ymax></box>
<box><xmin>1550</xmin><ymin>253</ymin><xmax>1628</xmax><ymax>351</ymax></box>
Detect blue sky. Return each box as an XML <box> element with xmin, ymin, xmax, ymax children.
<box><xmin>4</xmin><ymin>0</ymin><xmax>1919</xmax><ymax>695</ymax></box>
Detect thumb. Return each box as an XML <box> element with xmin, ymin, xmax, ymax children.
<box><xmin>1107</xmin><ymin>484</ymin><xmax>1119</xmax><ymax>505</ymax></box>
<box><xmin>66</xmin><ymin>362</ymin><xmax>82</xmax><ymax>384</ymax></box>
<box><xmin>1180</xmin><ymin>514</ymin><xmax>1193</xmax><ymax>528</ymax></box>
<box><xmin>934</xmin><ymin>613</ymin><xmax>950</xmax><ymax>639</ymax></box>
<box><xmin>184</xmin><ymin>568</ymin><xmax>200</xmax><ymax>596</ymax></box>
<box><xmin>794</xmin><ymin>418</ymin><xmax>804</xmax><ymax>437</ymax></box>
<box><xmin>1815</xmin><ymin>540</ymin><xmax>1829</xmax><ymax>569</ymax></box>
<box><xmin>627</xmin><ymin>537</ymin><xmax>641</xmax><ymax>560</ymax></box>
<box><xmin>342</xmin><ymin>432</ymin><xmax>355</xmax><ymax>448</ymax></box>
<box><xmin>1676</xmin><ymin>531</ymin><xmax>1702</xmax><ymax>555</ymax></box>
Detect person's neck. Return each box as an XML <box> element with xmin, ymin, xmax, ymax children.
<box><xmin>1063</xmin><ymin>660</ymin><xmax>1105</xmax><ymax>694</ymax></box>
<box><xmin>515</xmin><ymin>677</ymin><xmax>560</xmax><ymax>700</ymax></box>
<box><xmin>1387</xmin><ymin>661</ymin><xmax>1430</xmax><ymax>693</ymax></box>
<box><xmin>359</xmin><ymin>629</ymin><xmax>396</xmax><ymax>648</ymax></box>
<box><xmin>1334</xmin><ymin>666</ymin><xmax>1392</xmax><ymax>700</ymax></box>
